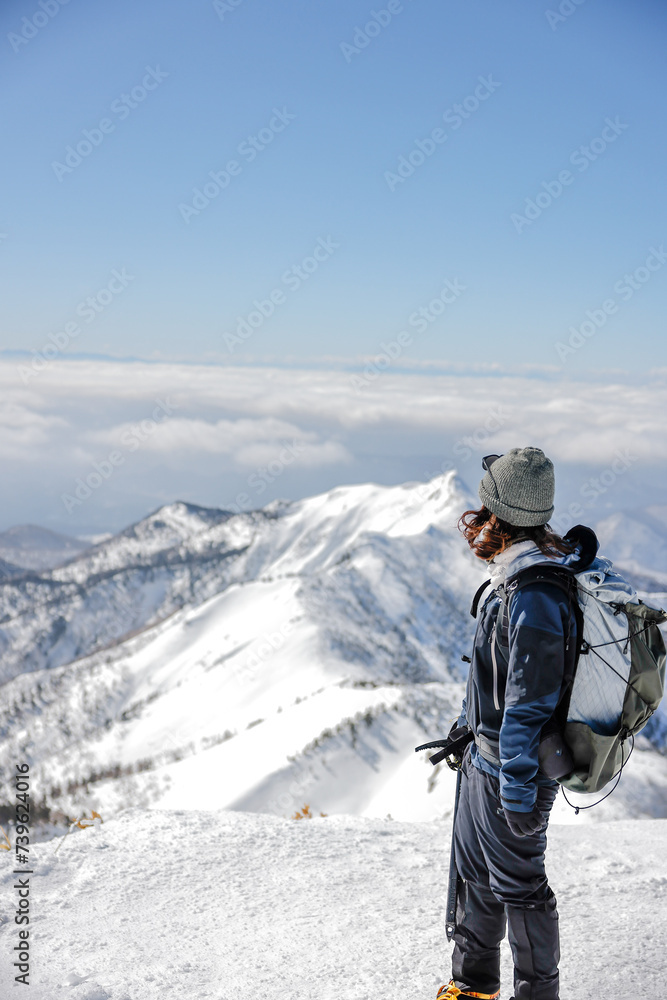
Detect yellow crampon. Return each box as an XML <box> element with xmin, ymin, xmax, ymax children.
<box><xmin>73</xmin><ymin>810</ymin><xmax>103</xmax><ymax>829</ymax></box>
<box><xmin>436</xmin><ymin>982</ymin><xmax>500</xmax><ymax>1000</ymax></box>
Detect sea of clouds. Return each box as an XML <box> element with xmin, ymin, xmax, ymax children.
<box><xmin>2</xmin><ymin>358</ymin><xmax>666</xmax><ymax>536</ymax></box>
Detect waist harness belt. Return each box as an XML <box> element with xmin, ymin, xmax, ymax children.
<box><xmin>474</xmin><ymin>733</ymin><xmax>501</xmax><ymax>766</ymax></box>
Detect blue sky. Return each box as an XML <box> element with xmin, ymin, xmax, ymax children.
<box><xmin>2</xmin><ymin>0</ymin><xmax>667</xmax><ymax>536</ymax></box>
<box><xmin>2</xmin><ymin>0</ymin><xmax>666</xmax><ymax>374</ymax></box>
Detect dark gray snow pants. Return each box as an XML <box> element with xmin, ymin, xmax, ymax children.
<box><xmin>452</xmin><ymin>750</ymin><xmax>560</xmax><ymax>1000</ymax></box>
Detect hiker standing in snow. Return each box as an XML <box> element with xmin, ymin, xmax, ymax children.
<box><xmin>437</xmin><ymin>447</ymin><xmax>589</xmax><ymax>1000</ymax></box>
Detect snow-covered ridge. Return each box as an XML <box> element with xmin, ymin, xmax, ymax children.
<box><xmin>0</xmin><ymin>502</ymin><xmax>270</xmax><ymax>682</ymax></box>
<box><xmin>52</xmin><ymin>501</ymin><xmax>237</xmax><ymax>579</ymax></box>
<box><xmin>0</xmin><ymin>474</ymin><xmax>473</xmax><ymax>683</ymax></box>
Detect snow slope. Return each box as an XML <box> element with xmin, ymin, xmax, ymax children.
<box><xmin>0</xmin><ymin>809</ymin><xmax>664</xmax><ymax>1000</ymax></box>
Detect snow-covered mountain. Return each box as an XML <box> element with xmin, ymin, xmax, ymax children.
<box><xmin>0</xmin><ymin>472</ymin><xmax>665</xmax><ymax>829</ymax></box>
<box><xmin>0</xmin><ymin>524</ymin><xmax>89</xmax><ymax>572</ymax></box>
<box><xmin>0</xmin><ymin>474</ymin><xmax>482</xmax><ymax>822</ymax></box>
<box><xmin>595</xmin><ymin>505</ymin><xmax>667</xmax><ymax>591</ymax></box>
<box><xmin>0</xmin><ymin>502</ymin><xmax>250</xmax><ymax>681</ymax></box>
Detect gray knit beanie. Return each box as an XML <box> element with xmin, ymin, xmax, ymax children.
<box><xmin>478</xmin><ymin>447</ymin><xmax>555</xmax><ymax>527</ymax></box>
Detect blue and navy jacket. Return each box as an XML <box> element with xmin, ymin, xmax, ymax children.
<box><xmin>463</xmin><ymin>535</ymin><xmax>596</xmax><ymax>813</ymax></box>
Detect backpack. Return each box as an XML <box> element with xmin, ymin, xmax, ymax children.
<box><xmin>498</xmin><ymin>531</ymin><xmax>667</xmax><ymax>799</ymax></box>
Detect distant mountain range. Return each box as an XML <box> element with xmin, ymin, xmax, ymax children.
<box><xmin>0</xmin><ymin>524</ymin><xmax>89</xmax><ymax>572</ymax></box>
<box><xmin>0</xmin><ymin>474</ymin><xmax>665</xmax><ymax>827</ymax></box>
<box><xmin>595</xmin><ymin>505</ymin><xmax>667</xmax><ymax>591</ymax></box>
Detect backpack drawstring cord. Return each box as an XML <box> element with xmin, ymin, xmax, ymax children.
<box><xmin>589</xmin><ymin>645</ymin><xmax>651</xmax><ymax>708</ymax></box>
<box><xmin>561</xmin><ymin>733</ymin><xmax>635</xmax><ymax>814</ymax></box>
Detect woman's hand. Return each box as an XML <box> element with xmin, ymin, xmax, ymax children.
<box><xmin>503</xmin><ymin>803</ymin><xmax>548</xmax><ymax>838</ymax></box>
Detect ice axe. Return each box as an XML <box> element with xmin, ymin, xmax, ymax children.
<box><xmin>415</xmin><ymin>725</ymin><xmax>473</xmax><ymax>941</ymax></box>
<box><xmin>414</xmin><ymin>724</ymin><xmax>473</xmax><ymax>770</ymax></box>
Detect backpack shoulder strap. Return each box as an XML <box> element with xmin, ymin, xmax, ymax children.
<box><xmin>504</xmin><ymin>563</ymin><xmax>584</xmax><ymax>662</ymax></box>
<box><xmin>505</xmin><ymin>562</ymin><xmax>575</xmax><ymax>595</ymax></box>
<box><xmin>470</xmin><ymin>579</ymin><xmax>492</xmax><ymax>618</ymax></box>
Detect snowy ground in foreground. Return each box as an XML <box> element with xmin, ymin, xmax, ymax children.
<box><xmin>0</xmin><ymin>811</ymin><xmax>665</xmax><ymax>1000</ymax></box>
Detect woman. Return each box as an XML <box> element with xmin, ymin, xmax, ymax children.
<box><xmin>437</xmin><ymin>447</ymin><xmax>594</xmax><ymax>1000</ymax></box>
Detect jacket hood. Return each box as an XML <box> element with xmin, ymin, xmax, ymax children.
<box><xmin>487</xmin><ymin>524</ymin><xmax>600</xmax><ymax>586</ymax></box>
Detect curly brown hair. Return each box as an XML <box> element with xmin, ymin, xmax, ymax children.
<box><xmin>458</xmin><ymin>506</ymin><xmax>575</xmax><ymax>561</ymax></box>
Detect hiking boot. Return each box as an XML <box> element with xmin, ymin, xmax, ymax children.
<box><xmin>436</xmin><ymin>982</ymin><xmax>500</xmax><ymax>999</ymax></box>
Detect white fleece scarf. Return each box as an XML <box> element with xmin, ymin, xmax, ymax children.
<box><xmin>486</xmin><ymin>539</ymin><xmax>538</xmax><ymax>587</ymax></box>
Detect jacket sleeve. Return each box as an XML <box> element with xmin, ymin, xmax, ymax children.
<box><xmin>498</xmin><ymin>583</ymin><xmax>567</xmax><ymax>812</ymax></box>
<box><xmin>457</xmin><ymin>696</ymin><xmax>468</xmax><ymax>728</ymax></box>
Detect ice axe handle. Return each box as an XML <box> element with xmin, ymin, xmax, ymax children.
<box><xmin>445</xmin><ymin>768</ymin><xmax>463</xmax><ymax>941</ymax></box>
